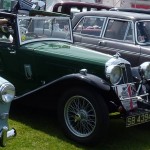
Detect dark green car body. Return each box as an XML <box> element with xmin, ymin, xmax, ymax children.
<box><xmin>9</xmin><ymin>41</ymin><xmax>111</xmax><ymax>95</ymax></box>
<box><xmin>1</xmin><ymin>40</ymin><xmax>112</xmax><ymax>97</ymax></box>
<box><xmin>0</xmin><ymin>11</ymin><xmax>110</xmax><ymax>95</ymax></box>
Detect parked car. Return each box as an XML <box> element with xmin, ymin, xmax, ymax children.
<box><xmin>72</xmin><ymin>10</ymin><xmax>150</xmax><ymax>67</ymax></box>
<box><xmin>51</xmin><ymin>1</ymin><xmax>112</xmax><ymax>18</ymax></box>
<box><xmin>0</xmin><ymin>76</ymin><xmax>16</xmax><ymax>147</ymax></box>
<box><xmin>110</xmin><ymin>7</ymin><xmax>150</xmax><ymax>14</ymax></box>
<box><xmin>1</xmin><ymin>10</ymin><xmax>150</xmax><ymax>145</ymax></box>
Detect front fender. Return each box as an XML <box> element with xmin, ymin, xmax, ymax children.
<box><xmin>15</xmin><ymin>72</ymin><xmax>111</xmax><ymax>98</ymax></box>
<box><xmin>14</xmin><ymin>72</ymin><xmax>121</xmax><ymax>111</ymax></box>
<box><xmin>61</xmin><ymin>73</ymin><xmax>111</xmax><ymax>91</ymax></box>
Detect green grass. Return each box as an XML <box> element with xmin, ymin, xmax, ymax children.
<box><xmin>1</xmin><ymin>104</ymin><xmax>150</xmax><ymax>150</ymax></box>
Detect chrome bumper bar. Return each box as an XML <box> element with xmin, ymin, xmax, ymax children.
<box><xmin>0</xmin><ymin>126</ymin><xmax>16</xmax><ymax>147</ymax></box>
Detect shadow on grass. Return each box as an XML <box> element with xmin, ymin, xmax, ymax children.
<box><xmin>9</xmin><ymin>102</ymin><xmax>150</xmax><ymax>150</ymax></box>
<box><xmin>9</xmin><ymin>102</ymin><xmax>85</xmax><ymax>148</ymax></box>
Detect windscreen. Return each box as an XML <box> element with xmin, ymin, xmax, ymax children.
<box><xmin>18</xmin><ymin>16</ymin><xmax>72</xmax><ymax>44</ymax></box>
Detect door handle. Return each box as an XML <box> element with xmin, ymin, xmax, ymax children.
<box><xmin>7</xmin><ymin>47</ymin><xmax>16</xmax><ymax>54</ymax></box>
<box><xmin>98</xmin><ymin>40</ymin><xmax>106</xmax><ymax>46</ymax></box>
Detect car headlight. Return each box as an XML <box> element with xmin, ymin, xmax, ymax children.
<box><xmin>0</xmin><ymin>77</ymin><xmax>15</xmax><ymax>103</ymax></box>
<box><xmin>140</xmin><ymin>62</ymin><xmax>150</xmax><ymax>79</ymax></box>
<box><xmin>106</xmin><ymin>65</ymin><xmax>123</xmax><ymax>85</ymax></box>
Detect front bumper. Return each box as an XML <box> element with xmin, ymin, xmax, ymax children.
<box><xmin>0</xmin><ymin>127</ymin><xmax>16</xmax><ymax>147</ymax></box>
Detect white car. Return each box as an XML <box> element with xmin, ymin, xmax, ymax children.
<box><xmin>0</xmin><ymin>77</ymin><xmax>16</xmax><ymax>147</ymax></box>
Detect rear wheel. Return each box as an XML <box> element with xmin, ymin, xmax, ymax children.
<box><xmin>58</xmin><ymin>87</ymin><xmax>109</xmax><ymax>145</ymax></box>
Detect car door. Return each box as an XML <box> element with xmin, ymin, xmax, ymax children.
<box><xmin>98</xmin><ymin>18</ymin><xmax>140</xmax><ymax>67</ymax></box>
<box><xmin>0</xmin><ymin>22</ymin><xmax>18</xmax><ymax>80</ymax></box>
<box><xmin>0</xmin><ymin>42</ymin><xmax>17</xmax><ymax>77</ymax></box>
<box><xmin>73</xmin><ymin>16</ymin><xmax>106</xmax><ymax>50</ymax></box>
<box><xmin>0</xmin><ymin>19</ymin><xmax>37</xmax><ymax>95</ymax></box>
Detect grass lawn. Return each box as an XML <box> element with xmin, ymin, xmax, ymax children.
<box><xmin>1</xmin><ymin>104</ymin><xmax>150</xmax><ymax>150</ymax></box>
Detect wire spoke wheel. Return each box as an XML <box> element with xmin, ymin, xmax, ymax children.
<box><xmin>64</xmin><ymin>95</ymin><xmax>96</xmax><ymax>138</ymax></box>
<box><xmin>58</xmin><ymin>87</ymin><xmax>109</xmax><ymax>145</ymax></box>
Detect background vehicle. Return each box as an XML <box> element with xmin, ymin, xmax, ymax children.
<box><xmin>110</xmin><ymin>7</ymin><xmax>150</xmax><ymax>14</ymax></box>
<box><xmin>52</xmin><ymin>1</ymin><xmax>111</xmax><ymax>18</ymax></box>
<box><xmin>0</xmin><ymin>10</ymin><xmax>150</xmax><ymax>145</ymax></box>
<box><xmin>72</xmin><ymin>10</ymin><xmax>150</xmax><ymax>67</ymax></box>
<box><xmin>0</xmin><ymin>76</ymin><xmax>16</xmax><ymax>147</ymax></box>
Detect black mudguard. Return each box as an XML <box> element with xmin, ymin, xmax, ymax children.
<box><xmin>58</xmin><ymin>73</ymin><xmax>122</xmax><ymax>107</ymax></box>
<box><xmin>14</xmin><ymin>73</ymin><xmax>121</xmax><ymax>111</ymax></box>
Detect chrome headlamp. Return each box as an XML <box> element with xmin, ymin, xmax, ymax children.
<box><xmin>0</xmin><ymin>77</ymin><xmax>15</xmax><ymax>103</ymax></box>
<box><xmin>140</xmin><ymin>62</ymin><xmax>150</xmax><ymax>79</ymax></box>
<box><xmin>106</xmin><ymin>65</ymin><xmax>123</xmax><ymax>85</ymax></box>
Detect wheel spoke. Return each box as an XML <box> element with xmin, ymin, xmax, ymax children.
<box><xmin>65</xmin><ymin>95</ymin><xmax>96</xmax><ymax>137</ymax></box>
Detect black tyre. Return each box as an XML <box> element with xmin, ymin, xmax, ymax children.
<box><xmin>58</xmin><ymin>87</ymin><xmax>109</xmax><ymax>145</ymax></box>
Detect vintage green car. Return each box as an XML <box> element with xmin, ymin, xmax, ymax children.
<box><xmin>0</xmin><ymin>10</ymin><xmax>150</xmax><ymax>145</ymax></box>
<box><xmin>0</xmin><ymin>76</ymin><xmax>16</xmax><ymax>147</ymax></box>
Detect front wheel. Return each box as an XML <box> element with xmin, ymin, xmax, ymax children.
<box><xmin>58</xmin><ymin>87</ymin><xmax>109</xmax><ymax>145</ymax></box>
